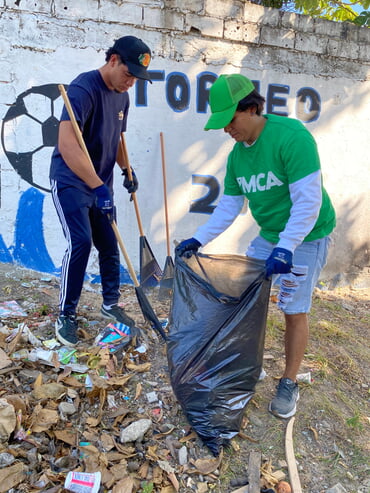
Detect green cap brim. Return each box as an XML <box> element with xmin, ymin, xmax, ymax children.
<box><xmin>204</xmin><ymin>103</ymin><xmax>238</xmax><ymax>131</ymax></box>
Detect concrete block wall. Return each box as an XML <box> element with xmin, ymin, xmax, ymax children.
<box><xmin>0</xmin><ymin>0</ymin><xmax>369</xmax><ymax>287</ymax></box>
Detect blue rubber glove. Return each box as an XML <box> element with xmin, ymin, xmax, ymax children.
<box><xmin>175</xmin><ymin>237</ymin><xmax>201</xmax><ymax>258</ymax></box>
<box><xmin>122</xmin><ymin>167</ymin><xmax>138</xmax><ymax>194</ymax></box>
<box><xmin>94</xmin><ymin>184</ymin><xmax>113</xmax><ymax>215</ymax></box>
<box><xmin>265</xmin><ymin>247</ymin><xmax>293</xmax><ymax>279</ymax></box>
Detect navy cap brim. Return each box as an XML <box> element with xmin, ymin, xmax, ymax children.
<box><xmin>126</xmin><ymin>61</ymin><xmax>152</xmax><ymax>83</ymax></box>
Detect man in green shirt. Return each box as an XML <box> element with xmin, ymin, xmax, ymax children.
<box><xmin>176</xmin><ymin>74</ymin><xmax>336</xmax><ymax>419</ymax></box>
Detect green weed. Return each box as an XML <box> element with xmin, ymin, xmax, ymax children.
<box><xmin>141</xmin><ymin>482</ymin><xmax>154</xmax><ymax>493</ymax></box>
<box><xmin>346</xmin><ymin>414</ymin><xmax>363</xmax><ymax>431</ymax></box>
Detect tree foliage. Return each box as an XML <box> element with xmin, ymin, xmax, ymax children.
<box><xmin>253</xmin><ymin>0</ymin><xmax>370</xmax><ymax>26</ymax></box>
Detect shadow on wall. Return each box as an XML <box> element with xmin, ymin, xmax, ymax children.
<box><xmin>325</xmin><ymin>195</ymin><xmax>370</xmax><ymax>288</ymax></box>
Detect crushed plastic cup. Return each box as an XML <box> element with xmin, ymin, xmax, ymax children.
<box><xmin>64</xmin><ymin>471</ymin><xmax>101</xmax><ymax>493</ymax></box>
<box><xmin>296</xmin><ymin>371</ymin><xmax>312</xmax><ymax>384</ymax></box>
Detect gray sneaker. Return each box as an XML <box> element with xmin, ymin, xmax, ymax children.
<box><xmin>55</xmin><ymin>315</ymin><xmax>78</xmax><ymax>347</ymax></box>
<box><xmin>269</xmin><ymin>378</ymin><xmax>300</xmax><ymax>418</ymax></box>
<box><xmin>101</xmin><ymin>304</ymin><xmax>135</xmax><ymax>327</ymax></box>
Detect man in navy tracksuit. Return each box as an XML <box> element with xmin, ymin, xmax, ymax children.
<box><xmin>50</xmin><ymin>36</ymin><xmax>152</xmax><ymax>347</ymax></box>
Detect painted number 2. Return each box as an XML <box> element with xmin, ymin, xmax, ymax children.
<box><xmin>190</xmin><ymin>174</ymin><xmax>220</xmax><ymax>214</ymax></box>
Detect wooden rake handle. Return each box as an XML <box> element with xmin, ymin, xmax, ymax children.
<box><xmin>58</xmin><ymin>84</ymin><xmax>140</xmax><ymax>288</ymax></box>
<box><xmin>160</xmin><ymin>132</ymin><xmax>171</xmax><ymax>257</ymax></box>
<box><xmin>110</xmin><ymin>221</ymin><xmax>140</xmax><ymax>287</ymax></box>
<box><xmin>120</xmin><ymin>133</ymin><xmax>145</xmax><ymax>237</ymax></box>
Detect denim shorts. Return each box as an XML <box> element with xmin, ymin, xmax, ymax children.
<box><xmin>246</xmin><ymin>235</ymin><xmax>331</xmax><ymax>314</ymax></box>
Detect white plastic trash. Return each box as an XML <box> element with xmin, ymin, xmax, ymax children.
<box><xmin>296</xmin><ymin>371</ymin><xmax>312</xmax><ymax>384</ymax></box>
<box><xmin>64</xmin><ymin>471</ymin><xmax>101</xmax><ymax>493</ymax></box>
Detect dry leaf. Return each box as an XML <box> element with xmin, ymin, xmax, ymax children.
<box><xmin>238</xmin><ymin>431</ymin><xmax>259</xmax><ymax>443</ymax></box>
<box><xmin>157</xmin><ymin>460</ymin><xmax>175</xmax><ymax>474</ymax></box>
<box><xmin>57</xmin><ymin>366</ymin><xmax>72</xmax><ymax>382</ymax></box>
<box><xmin>114</xmin><ymin>443</ymin><xmax>137</xmax><ymax>457</ymax></box>
<box><xmin>33</xmin><ymin>372</ymin><xmax>43</xmax><ymax>389</ymax></box>
<box><xmin>6</xmin><ymin>327</ymin><xmax>24</xmax><ymax>355</ymax></box>
<box><xmin>83</xmin><ymin>455</ymin><xmax>101</xmax><ymax>473</ymax></box>
<box><xmin>101</xmin><ymin>467</ymin><xmax>115</xmax><ymax>488</ymax></box>
<box><xmin>153</xmin><ymin>425</ymin><xmax>175</xmax><ymax>439</ymax></box>
<box><xmin>101</xmin><ymin>432</ymin><xmax>117</xmax><ymax>451</ymax></box>
<box><xmin>108</xmin><ymin>405</ymin><xmax>130</xmax><ymax>419</ymax></box>
<box><xmin>179</xmin><ymin>431</ymin><xmax>197</xmax><ymax>442</ymax></box>
<box><xmin>196</xmin><ymin>483</ymin><xmax>209</xmax><ymax>493</ymax></box>
<box><xmin>31</xmin><ymin>383</ymin><xmax>66</xmax><ymax>400</ymax></box>
<box><xmin>146</xmin><ymin>444</ymin><xmax>160</xmax><ymax>461</ymax></box>
<box><xmin>309</xmin><ymin>426</ymin><xmax>319</xmax><ymax>441</ymax></box>
<box><xmin>86</xmin><ymin>387</ymin><xmax>106</xmax><ymax>427</ymax></box>
<box><xmin>106</xmin><ymin>375</ymin><xmax>132</xmax><ymax>386</ymax></box>
<box><xmin>0</xmin><ymin>462</ymin><xmax>28</xmax><ymax>492</ymax></box>
<box><xmin>89</xmin><ymin>374</ymin><xmax>110</xmax><ymax>389</ymax></box>
<box><xmin>191</xmin><ymin>452</ymin><xmax>223</xmax><ymax>475</ymax></box>
<box><xmin>110</xmin><ymin>463</ymin><xmax>129</xmax><ymax>481</ymax></box>
<box><xmin>3</xmin><ymin>394</ymin><xmax>27</xmax><ymax>414</ymax></box>
<box><xmin>230</xmin><ymin>439</ymin><xmax>240</xmax><ymax>452</ymax></box>
<box><xmin>167</xmin><ymin>471</ymin><xmax>179</xmax><ymax>491</ymax></box>
<box><xmin>86</xmin><ymin>416</ymin><xmax>102</xmax><ymax>427</ymax></box>
<box><xmin>160</xmin><ymin>486</ymin><xmax>176</xmax><ymax>493</ymax></box>
<box><xmin>152</xmin><ymin>465</ymin><xmax>163</xmax><ymax>485</ymax></box>
<box><xmin>30</xmin><ymin>408</ymin><xmax>58</xmax><ymax>433</ymax></box>
<box><xmin>125</xmin><ymin>362</ymin><xmax>151</xmax><ymax>372</ymax></box>
<box><xmin>54</xmin><ymin>429</ymin><xmax>78</xmax><ymax>446</ymax></box>
<box><xmin>112</xmin><ymin>475</ymin><xmax>135</xmax><ymax>493</ymax></box>
<box><xmin>51</xmin><ymin>351</ymin><xmax>60</xmax><ymax>368</ymax></box>
<box><xmin>106</xmin><ymin>451</ymin><xmax>129</xmax><ymax>462</ymax></box>
<box><xmin>59</xmin><ymin>375</ymin><xmax>84</xmax><ymax>387</ymax></box>
<box><xmin>97</xmin><ymin>347</ymin><xmax>110</xmax><ymax>367</ymax></box>
<box><xmin>138</xmin><ymin>461</ymin><xmax>149</xmax><ymax>479</ymax></box>
<box><xmin>0</xmin><ymin>398</ymin><xmax>16</xmax><ymax>442</ymax></box>
<box><xmin>134</xmin><ymin>382</ymin><xmax>142</xmax><ymax>400</ymax></box>
<box><xmin>0</xmin><ymin>348</ymin><xmax>12</xmax><ymax>369</ymax></box>
<box><xmin>79</xmin><ymin>443</ymin><xmax>101</xmax><ymax>457</ymax></box>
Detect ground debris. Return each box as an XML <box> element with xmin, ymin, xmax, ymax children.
<box><xmin>0</xmin><ymin>265</ymin><xmax>368</xmax><ymax>492</ymax></box>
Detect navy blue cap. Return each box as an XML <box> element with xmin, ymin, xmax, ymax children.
<box><xmin>112</xmin><ymin>36</ymin><xmax>152</xmax><ymax>82</ymax></box>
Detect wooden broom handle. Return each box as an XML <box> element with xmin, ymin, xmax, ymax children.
<box><xmin>120</xmin><ymin>133</ymin><xmax>145</xmax><ymax>237</ymax></box>
<box><xmin>58</xmin><ymin>85</ymin><xmax>95</xmax><ymax>171</ymax></box>
<box><xmin>110</xmin><ymin>221</ymin><xmax>140</xmax><ymax>287</ymax></box>
<box><xmin>58</xmin><ymin>84</ymin><xmax>140</xmax><ymax>287</ymax></box>
<box><xmin>160</xmin><ymin>132</ymin><xmax>171</xmax><ymax>257</ymax></box>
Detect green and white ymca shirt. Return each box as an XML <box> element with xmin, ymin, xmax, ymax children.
<box><xmin>194</xmin><ymin>114</ymin><xmax>336</xmax><ymax>253</ymax></box>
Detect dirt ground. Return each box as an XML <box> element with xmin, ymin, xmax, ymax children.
<box><xmin>0</xmin><ymin>262</ymin><xmax>368</xmax><ymax>493</ymax></box>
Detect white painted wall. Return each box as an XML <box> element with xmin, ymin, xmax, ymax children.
<box><xmin>0</xmin><ymin>1</ymin><xmax>369</xmax><ymax>287</ymax></box>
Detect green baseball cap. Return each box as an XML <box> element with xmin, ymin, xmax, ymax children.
<box><xmin>204</xmin><ymin>74</ymin><xmax>255</xmax><ymax>130</ymax></box>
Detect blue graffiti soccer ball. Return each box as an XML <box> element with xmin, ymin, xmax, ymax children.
<box><xmin>1</xmin><ymin>84</ymin><xmax>64</xmax><ymax>192</ymax></box>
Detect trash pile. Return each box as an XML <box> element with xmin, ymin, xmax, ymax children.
<box><xmin>0</xmin><ymin>291</ymin><xmax>231</xmax><ymax>493</ymax></box>
<box><xmin>6</xmin><ymin>263</ymin><xmax>366</xmax><ymax>493</ymax></box>
<box><xmin>0</xmin><ymin>296</ymin><xmax>184</xmax><ymax>492</ymax></box>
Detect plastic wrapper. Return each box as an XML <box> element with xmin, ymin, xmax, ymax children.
<box><xmin>167</xmin><ymin>253</ymin><xmax>271</xmax><ymax>456</ymax></box>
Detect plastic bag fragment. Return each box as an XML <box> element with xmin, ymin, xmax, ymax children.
<box><xmin>167</xmin><ymin>253</ymin><xmax>271</xmax><ymax>456</ymax></box>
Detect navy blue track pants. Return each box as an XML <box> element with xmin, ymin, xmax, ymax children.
<box><xmin>51</xmin><ymin>180</ymin><xmax>120</xmax><ymax>316</ymax></box>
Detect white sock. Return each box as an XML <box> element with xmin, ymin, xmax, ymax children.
<box><xmin>103</xmin><ymin>303</ymin><xmax>114</xmax><ymax>310</ymax></box>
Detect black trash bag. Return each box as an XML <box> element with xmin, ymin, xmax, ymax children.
<box><xmin>167</xmin><ymin>253</ymin><xmax>271</xmax><ymax>456</ymax></box>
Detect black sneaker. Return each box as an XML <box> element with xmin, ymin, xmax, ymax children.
<box><xmin>101</xmin><ymin>304</ymin><xmax>135</xmax><ymax>327</ymax></box>
<box><xmin>55</xmin><ymin>315</ymin><xmax>78</xmax><ymax>347</ymax></box>
<box><xmin>269</xmin><ymin>378</ymin><xmax>300</xmax><ymax>418</ymax></box>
